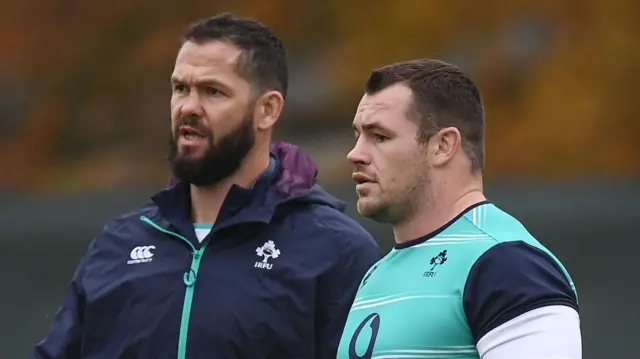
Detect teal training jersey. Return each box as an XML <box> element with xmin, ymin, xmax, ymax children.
<box><xmin>337</xmin><ymin>201</ymin><xmax>578</xmax><ymax>359</ymax></box>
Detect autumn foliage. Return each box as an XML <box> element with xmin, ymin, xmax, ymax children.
<box><xmin>1</xmin><ymin>1</ymin><xmax>638</xmax><ymax>191</ymax></box>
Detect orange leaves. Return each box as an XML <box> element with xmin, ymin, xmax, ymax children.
<box><xmin>1</xmin><ymin>1</ymin><xmax>638</xmax><ymax>190</ymax></box>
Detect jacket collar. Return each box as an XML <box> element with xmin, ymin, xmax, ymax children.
<box><xmin>151</xmin><ymin>141</ymin><xmax>322</xmax><ymax>238</ymax></box>
<box><xmin>151</xmin><ymin>155</ymin><xmax>280</xmax><ymax>235</ymax></box>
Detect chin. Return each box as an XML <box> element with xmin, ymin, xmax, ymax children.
<box><xmin>358</xmin><ymin>197</ymin><xmax>398</xmax><ymax>223</ymax></box>
<box><xmin>177</xmin><ymin>150</ymin><xmax>207</xmax><ymax>162</ymax></box>
<box><xmin>357</xmin><ymin>198</ymin><xmax>380</xmax><ymax>216</ymax></box>
<box><xmin>179</xmin><ymin>145</ymin><xmax>206</xmax><ymax>156</ymax></box>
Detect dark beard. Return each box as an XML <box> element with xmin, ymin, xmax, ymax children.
<box><xmin>168</xmin><ymin>115</ymin><xmax>255</xmax><ymax>187</ymax></box>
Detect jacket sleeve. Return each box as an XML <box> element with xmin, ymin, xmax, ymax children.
<box><xmin>315</xmin><ymin>226</ymin><xmax>380</xmax><ymax>359</ymax></box>
<box><xmin>31</xmin><ymin>245</ymin><xmax>91</xmax><ymax>359</ymax></box>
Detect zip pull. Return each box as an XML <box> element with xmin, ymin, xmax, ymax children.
<box><xmin>140</xmin><ymin>215</ymin><xmax>205</xmax><ymax>288</ymax></box>
<box><xmin>183</xmin><ymin>249</ymin><xmax>204</xmax><ymax>287</ymax></box>
<box><xmin>183</xmin><ymin>269</ymin><xmax>196</xmax><ymax>286</ymax></box>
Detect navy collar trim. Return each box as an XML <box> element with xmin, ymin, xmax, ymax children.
<box><xmin>394</xmin><ymin>200</ymin><xmax>491</xmax><ymax>250</ymax></box>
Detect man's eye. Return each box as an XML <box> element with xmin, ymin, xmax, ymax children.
<box><xmin>173</xmin><ymin>84</ymin><xmax>186</xmax><ymax>93</ymax></box>
<box><xmin>208</xmin><ymin>88</ymin><xmax>222</xmax><ymax>96</ymax></box>
<box><xmin>374</xmin><ymin>134</ymin><xmax>387</xmax><ymax>143</ymax></box>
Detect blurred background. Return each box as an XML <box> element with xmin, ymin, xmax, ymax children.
<box><xmin>1</xmin><ymin>1</ymin><xmax>638</xmax><ymax>358</ymax></box>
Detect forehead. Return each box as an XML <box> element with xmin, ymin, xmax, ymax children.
<box><xmin>353</xmin><ymin>83</ymin><xmax>415</xmax><ymax>130</ymax></box>
<box><xmin>172</xmin><ymin>40</ymin><xmax>246</xmax><ymax>84</ymax></box>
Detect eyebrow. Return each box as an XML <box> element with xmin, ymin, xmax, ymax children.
<box><xmin>352</xmin><ymin>121</ymin><xmax>395</xmax><ymax>135</ymax></box>
<box><xmin>170</xmin><ymin>76</ymin><xmax>230</xmax><ymax>89</ymax></box>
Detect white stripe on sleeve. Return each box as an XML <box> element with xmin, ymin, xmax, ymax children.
<box><xmin>476</xmin><ymin>305</ymin><xmax>582</xmax><ymax>359</ymax></box>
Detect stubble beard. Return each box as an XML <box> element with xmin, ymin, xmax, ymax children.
<box><xmin>358</xmin><ymin>182</ymin><xmax>425</xmax><ymax>225</ymax></box>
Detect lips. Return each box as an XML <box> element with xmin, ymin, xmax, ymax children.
<box><xmin>178</xmin><ymin>126</ymin><xmax>206</xmax><ymax>140</ymax></box>
<box><xmin>352</xmin><ymin>173</ymin><xmax>375</xmax><ymax>184</ymax></box>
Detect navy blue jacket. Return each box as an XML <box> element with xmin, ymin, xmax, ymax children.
<box><xmin>32</xmin><ymin>142</ymin><xmax>380</xmax><ymax>359</ymax></box>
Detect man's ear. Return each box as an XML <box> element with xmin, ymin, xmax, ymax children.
<box><xmin>431</xmin><ymin>127</ymin><xmax>461</xmax><ymax>168</ymax></box>
<box><xmin>255</xmin><ymin>91</ymin><xmax>284</xmax><ymax>131</ymax></box>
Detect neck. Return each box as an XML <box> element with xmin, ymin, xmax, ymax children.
<box><xmin>190</xmin><ymin>145</ymin><xmax>271</xmax><ymax>224</ymax></box>
<box><xmin>393</xmin><ymin>175</ymin><xmax>485</xmax><ymax>244</ymax></box>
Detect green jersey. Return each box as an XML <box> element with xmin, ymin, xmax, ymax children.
<box><xmin>337</xmin><ymin>201</ymin><xmax>578</xmax><ymax>359</ymax></box>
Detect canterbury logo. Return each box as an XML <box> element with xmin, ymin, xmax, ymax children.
<box><xmin>127</xmin><ymin>245</ymin><xmax>156</xmax><ymax>265</ymax></box>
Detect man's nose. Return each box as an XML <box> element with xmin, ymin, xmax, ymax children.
<box><xmin>347</xmin><ymin>138</ymin><xmax>371</xmax><ymax>166</ymax></box>
<box><xmin>180</xmin><ymin>90</ymin><xmax>205</xmax><ymax>118</ymax></box>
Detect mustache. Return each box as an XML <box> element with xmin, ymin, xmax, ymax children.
<box><xmin>174</xmin><ymin>116</ymin><xmax>210</xmax><ymax>135</ymax></box>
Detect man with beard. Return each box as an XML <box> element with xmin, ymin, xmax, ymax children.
<box><xmin>32</xmin><ymin>13</ymin><xmax>380</xmax><ymax>359</ymax></box>
<box><xmin>337</xmin><ymin>59</ymin><xmax>581</xmax><ymax>359</ymax></box>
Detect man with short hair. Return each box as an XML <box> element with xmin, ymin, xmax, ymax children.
<box><xmin>32</xmin><ymin>13</ymin><xmax>380</xmax><ymax>359</ymax></box>
<box><xmin>337</xmin><ymin>59</ymin><xmax>581</xmax><ymax>359</ymax></box>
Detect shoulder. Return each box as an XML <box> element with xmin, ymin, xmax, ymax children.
<box><xmin>91</xmin><ymin>202</ymin><xmax>159</xmax><ymax>247</ymax></box>
<box><xmin>278</xmin><ymin>203</ymin><xmax>381</xmax><ymax>277</ymax></box>
<box><xmin>285</xmin><ymin>201</ymin><xmax>379</xmax><ymax>251</ymax></box>
<box><xmin>463</xmin><ymin>239</ymin><xmax>578</xmax><ymax>343</ymax></box>
<box><xmin>74</xmin><ymin>203</ymin><xmax>159</xmax><ymax>279</ymax></box>
<box><xmin>274</xmin><ymin>183</ymin><xmax>378</xmax><ymax>249</ymax></box>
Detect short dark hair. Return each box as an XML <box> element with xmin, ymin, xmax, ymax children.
<box><xmin>182</xmin><ymin>12</ymin><xmax>288</xmax><ymax>99</ymax></box>
<box><xmin>366</xmin><ymin>59</ymin><xmax>485</xmax><ymax>172</ymax></box>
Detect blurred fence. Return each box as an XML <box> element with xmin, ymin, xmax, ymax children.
<box><xmin>1</xmin><ymin>180</ymin><xmax>638</xmax><ymax>359</ymax></box>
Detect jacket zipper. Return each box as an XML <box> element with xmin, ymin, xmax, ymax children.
<box><xmin>140</xmin><ymin>216</ymin><xmax>208</xmax><ymax>359</ymax></box>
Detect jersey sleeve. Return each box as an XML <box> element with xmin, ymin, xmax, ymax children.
<box><xmin>476</xmin><ymin>305</ymin><xmax>582</xmax><ymax>359</ymax></box>
<box><xmin>462</xmin><ymin>240</ymin><xmax>578</xmax><ymax>343</ymax></box>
